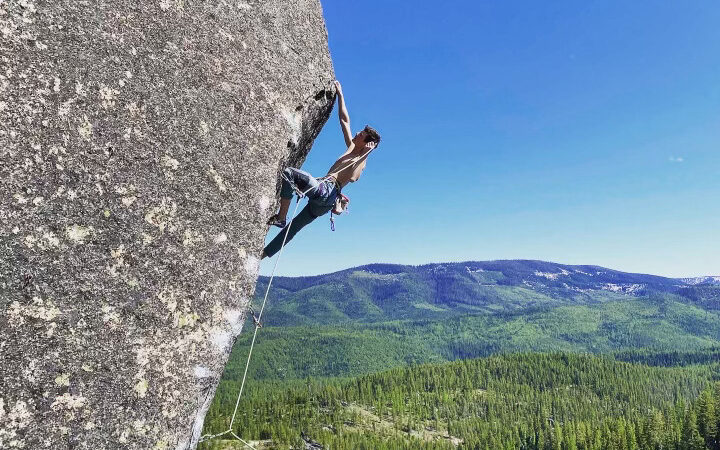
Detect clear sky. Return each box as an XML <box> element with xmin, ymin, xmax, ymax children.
<box><xmin>261</xmin><ymin>1</ymin><xmax>720</xmax><ymax>278</ymax></box>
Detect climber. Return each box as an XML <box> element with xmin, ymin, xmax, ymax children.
<box><xmin>261</xmin><ymin>80</ymin><xmax>381</xmax><ymax>259</ymax></box>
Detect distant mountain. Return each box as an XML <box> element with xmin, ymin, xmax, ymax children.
<box><xmin>255</xmin><ymin>260</ymin><xmax>720</xmax><ymax>326</ymax></box>
<box><xmin>681</xmin><ymin>276</ymin><xmax>720</xmax><ymax>285</ymax></box>
<box><xmin>208</xmin><ymin>261</ymin><xmax>720</xmax><ymax>447</ymax></box>
<box><xmin>220</xmin><ymin>260</ymin><xmax>720</xmax><ymax>381</ymax></box>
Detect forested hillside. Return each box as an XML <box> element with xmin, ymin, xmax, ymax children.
<box><xmin>202</xmin><ymin>261</ymin><xmax>720</xmax><ymax>448</ymax></box>
<box><xmin>223</xmin><ymin>261</ymin><xmax>720</xmax><ymax>381</ymax></box>
<box><xmin>202</xmin><ymin>353</ymin><xmax>720</xmax><ymax>449</ymax></box>
<box><xmin>223</xmin><ymin>296</ymin><xmax>720</xmax><ymax>381</ymax></box>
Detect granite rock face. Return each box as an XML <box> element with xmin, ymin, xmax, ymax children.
<box><xmin>0</xmin><ymin>0</ymin><xmax>334</xmax><ymax>448</ymax></box>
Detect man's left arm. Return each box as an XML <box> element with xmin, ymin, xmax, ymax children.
<box><xmin>334</xmin><ymin>81</ymin><xmax>353</xmax><ymax>148</ymax></box>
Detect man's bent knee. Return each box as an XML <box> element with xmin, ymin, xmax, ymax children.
<box><xmin>280</xmin><ymin>167</ymin><xmax>299</xmax><ymax>199</ymax></box>
<box><xmin>282</xmin><ymin>167</ymin><xmax>295</xmax><ymax>179</ymax></box>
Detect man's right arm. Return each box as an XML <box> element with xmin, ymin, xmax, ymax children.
<box><xmin>335</xmin><ymin>80</ymin><xmax>353</xmax><ymax>148</ymax></box>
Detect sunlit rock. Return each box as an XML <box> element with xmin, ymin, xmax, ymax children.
<box><xmin>0</xmin><ymin>0</ymin><xmax>335</xmax><ymax>447</ymax></box>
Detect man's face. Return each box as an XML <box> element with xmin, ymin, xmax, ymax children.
<box><xmin>353</xmin><ymin>130</ymin><xmax>375</xmax><ymax>149</ymax></box>
<box><xmin>353</xmin><ymin>130</ymin><xmax>367</xmax><ymax>142</ymax></box>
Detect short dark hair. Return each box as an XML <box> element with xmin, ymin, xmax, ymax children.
<box><xmin>363</xmin><ymin>125</ymin><xmax>381</xmax><ymax>147</ymax></box>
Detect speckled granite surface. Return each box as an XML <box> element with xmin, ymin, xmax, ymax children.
<box><xmin>0</xmin><ymin>0</ymin><xmax>334</xmax><ymax>448</ymax></box>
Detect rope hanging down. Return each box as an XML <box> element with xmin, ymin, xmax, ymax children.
<box><xmin>199</xmin><ymin>149</ymin><xmax>373</xmax><ymax>448</ymax></box>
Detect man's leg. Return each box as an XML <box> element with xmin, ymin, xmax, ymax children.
<box><xmin>273</xmin><ymin>168</ymin><xmax>321</xmax><ymax>223</ymax></box>
<box><xmin>263</xmin><ymin>204</ymin><xmax>318</xmax><ymax>258</ymax></box>
<box><xmin>275</xmin><ymin>198</ymin><xmax>291</xmax><ymax>223</ymax></box>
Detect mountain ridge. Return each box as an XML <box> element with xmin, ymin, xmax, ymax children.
<box><xmin>254</xmin><ymin>260</ymin><xmax>720</xmax><ymax>328</ymax></box>
<box><xmin>220</xmin><ymin>259</ymin><xmax>720</xmax><ymax>381</ymax></box>
<box><xmin>260</xmin><ymin>259</ymin><xmax>717</xmax><ymax>290</ymax></box>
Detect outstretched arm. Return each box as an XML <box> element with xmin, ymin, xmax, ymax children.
<box><xmin>334</xmin><ymin>80</ymin><xmax>353</xmax><ymax>148</ymax></box>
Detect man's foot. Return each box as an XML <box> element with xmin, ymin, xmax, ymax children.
<box><xmin>267</xmin><ymin>214</ymin><xmax>286</xmax><ymax>228</ymax></box>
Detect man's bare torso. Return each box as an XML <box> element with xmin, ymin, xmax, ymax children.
<box><xmin>326</xmin><ymin>149</ymin><xmax>368</xmax><ymax>188</ymax></box>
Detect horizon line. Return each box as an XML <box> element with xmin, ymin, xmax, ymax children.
<box><xmin>259</xmin><ymin>258</ymin><xmax>717</xmax><ymax>280</ymax></box>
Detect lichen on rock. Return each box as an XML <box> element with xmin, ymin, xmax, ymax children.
<box><xmin>0</xmin><ymin>0</ymin><xmax>335</xmax><ymax>448</ymax></box>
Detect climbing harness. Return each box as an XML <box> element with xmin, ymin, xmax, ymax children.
<box><xmin>320</xmin><ymin>175</ymin><xmax>349</xmax><ymax>231</ymax></box>
<box><xmin>199</xmin><ymin>146</ymin><xmax>375</xmax><ymax>449</ymax></box>
<box><xmin>329</xmin><ymin>193</ymin><xmax>350</xmax><ymax>231</ymax></box>
<box><xmin>248</xmin><ymin>306</ymin><xmax>262</xmax><ymax>329</ymax></box>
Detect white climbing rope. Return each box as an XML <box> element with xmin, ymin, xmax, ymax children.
<box><xmin>199</xmin><ymin>148</ymin><xmax>374</xmax><ymax>448</ymax></box>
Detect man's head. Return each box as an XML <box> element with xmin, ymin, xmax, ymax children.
<box><xmin>353</xmin><ymin>125</ymin><xmax>381</xmax><ymax>151</ymax></box>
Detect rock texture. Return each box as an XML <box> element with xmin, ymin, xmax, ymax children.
<box><xmin>0</xmin><ymin>0</ymin><xmax>334</xmax><ymax>448</ymax></box>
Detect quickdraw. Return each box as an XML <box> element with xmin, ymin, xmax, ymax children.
<box><xmin>247</xmin><ymin>306</ymin><xmax>262</xmax><ymax>329</ymax></box>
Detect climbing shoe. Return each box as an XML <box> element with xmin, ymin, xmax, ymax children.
<box><xmin>267</xmin><ymin>214</ymin><xmax>286</xmax><ymax>228</ymax></box>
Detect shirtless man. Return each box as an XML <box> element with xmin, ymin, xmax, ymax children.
<box><xmin>262</xmin><ymin>81</ymin><xmax>381</xmax><ymax>259</ymax></box>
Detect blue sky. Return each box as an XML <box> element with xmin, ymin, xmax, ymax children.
<box><xmin>261</xmin><ymin>1</ymin><xmax>720</xmax><ymax>278</ymax></box>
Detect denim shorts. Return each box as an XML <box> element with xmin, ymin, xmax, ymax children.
<box><xmin>281</xmin><ymin>167</ymin><xmax>339</xmax><ymax>217</ymax></box>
